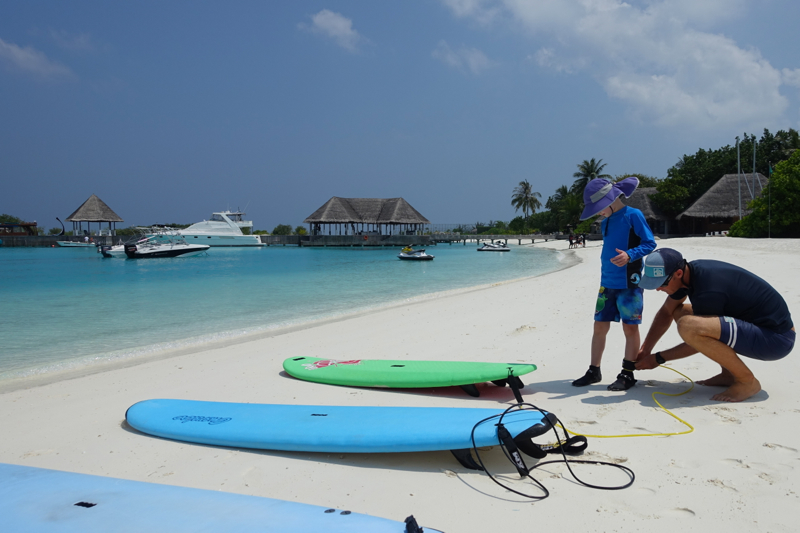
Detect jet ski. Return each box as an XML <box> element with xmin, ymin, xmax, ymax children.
<box><xmin>477</xmin><ymin>242</ymin><xmax>510</xmax><ymax>252</ymax></box>
<box><xmin>398</xmin><ymin>249</ymin><xmax>434</xmax><ymax>261</ymax></box>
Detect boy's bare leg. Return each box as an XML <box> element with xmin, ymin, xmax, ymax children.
<box><xmin>622</xmin><ymin>323</ymin><xmax>640</xmax><ymax>361</ymax></box>
<box><xmin>676</xmin><ymin>315</ymin><xmax>761</xmax><ymax>402</ymax></box>
<box><xmin>573</xmin><ymin>321</ymin><xmax>610</xmax><ymax>386</ymax></box>
<box><xmin>590</xmin><ymin>321</ymin><xmax>611</xmax><ymax>367</ymax></box>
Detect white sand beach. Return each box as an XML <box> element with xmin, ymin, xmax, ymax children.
<box><xmin>1</xmin><ymin>237</ymin><xmax>798</xmax><ymax>532</ymax></box>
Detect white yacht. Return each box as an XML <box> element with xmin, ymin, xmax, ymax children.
<box><xmin>152</xmin><ymin>211</ymin><xmax>264</xmax><ymax>247</ymax></box>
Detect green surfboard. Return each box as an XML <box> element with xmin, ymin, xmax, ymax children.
<box><xmin>282</xmin><ymin>357</ymin><xmax>536</xmax><ymax>397</ymax></box>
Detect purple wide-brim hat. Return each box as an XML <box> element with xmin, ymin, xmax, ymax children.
<box><xmin>579</xmin><ymin>176</ymin><xmax>640</xmax><ymax>220</ymax></box>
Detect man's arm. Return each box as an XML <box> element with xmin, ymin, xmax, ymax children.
<box><xmin>635</xmin><ymin>295</ymin><xmax>685</xmax><ymax>369</ymax></box>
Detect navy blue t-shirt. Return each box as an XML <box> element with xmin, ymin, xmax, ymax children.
<box><xmin>670</xmin><ymin>260</ymin><xmax>793</xmax><ymax>333</ymax></box>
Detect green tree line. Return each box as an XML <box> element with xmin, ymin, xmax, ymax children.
<box><xmin>506</xmin><ymin>128</ymin><xmax>798</xmax><ymax>236</ymax></box>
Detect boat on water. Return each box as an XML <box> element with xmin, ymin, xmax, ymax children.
<box><xmin>124</xmin><ymin>234</ymin><xmax>210</xmax><ymax>259</ymax></box>
<box><xmin>151</xmin><ymin>211</ymin><xmax>263</xmax><ymax>247</ymax></box>
<box><xmin>98</xmin><ymin>235</ymin><xmax>157</xmax><ymax>258</ymax></box>
<box><xmin>477</xmin><ymin>242</ymin><xmax>510</xmax><ymax>252</ymax></box>
<box><xmin>56</xmin><ymin>240</ymin><xmax>96</xmax><ymax>247</ymax></box>
<box><xmin>398</xmin><ymin>249</ymin><xmax>434</xmax><ymax>261</ymax></box>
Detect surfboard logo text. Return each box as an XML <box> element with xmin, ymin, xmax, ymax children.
<box><xmin>173</xmin><ymin>415</ymin><xmax>232</xmax><ymax>425</ymax></box>
<box><xmin>302</xmin><ymin>359</ymin><xmax>362</xmax><ymax>370</ymax></box>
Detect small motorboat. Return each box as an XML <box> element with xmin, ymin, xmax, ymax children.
<box><xmin>124</xmin><ymin>235</ymin><xmax>210</xmax><ymax>259</ymax></box>
<box><xmin>56</xmin><ymin>240</ymin><xmax>96</xmax><ymax>247</ymax></box>
<box><xmin>477</xmin><ymin>242</ymin><xmax>510</xmax><ymax>252</ymax></box>
<box><xmin>398</xmin><ymin>249</ymin><xmax>434</xmax><ymax>261</ymax></box>
<box><xmin>99</xmin><ymin>235</ymin><xmax>157</xmax><ymax>258</ymax></box>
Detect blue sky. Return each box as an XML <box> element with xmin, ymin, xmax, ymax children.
<box><xmin>2</xmin><ymin>0</ymin><xmax>799</xmax><ymax>231</ymax></box>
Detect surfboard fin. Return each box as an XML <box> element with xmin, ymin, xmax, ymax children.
<box><xmin>450</xmin><ymin>448</ymin><xmax>484</xmax><ymax>471</ymax></box>
<box><xmin>460</xmin><ymin>384</ymin><xmax>480</xmax><ymax>397</ymax></box>
<box><xmin>404</xmin><ymin>515</ymin><xmax>423</xmax><ymax>533</ymax></box>
<box><xmin>508</xmin><ymin>376</ymin><xmax>524</xmax><ymax>403</ymax></box>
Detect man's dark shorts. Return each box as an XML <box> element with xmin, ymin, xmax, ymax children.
<box><xmin>718</xmin><ymin>316</ymin><xmax>795</xmax><ymax>361</ymax></box>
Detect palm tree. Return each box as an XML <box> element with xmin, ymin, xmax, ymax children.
<box><xmin>511</xmin><ymin>180</ymin><xmax>542</xmax><ymax>232</ymax></box>
<box><xmin>546</xmin><ymin>185</ymin><xmax>570</xmax><ymax>210</ymax></box>
<box><xmin>559</xmin><ymin>193</ymin><xmax>584</xmax><ymax>231</ymax></box>
<box><xmin>571</xmin><ymin>158</ymin><xmax>611</xmax><ymax>195</ymax></box>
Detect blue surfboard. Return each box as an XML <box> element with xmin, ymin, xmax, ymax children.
<box><xmin>0</xmin><ymin>463</ymin><xmax>440</xmax><ymax>533</ymax></box>
<box><xmin>126</xmin><ymin>400</ymin><xmax>556</xmax><ymax>458</ymax></box>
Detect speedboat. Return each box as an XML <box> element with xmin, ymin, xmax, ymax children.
<box><xmin>124</xmin><ymin>235</ymin><xmax>210</xmax><ymax>259</ymax></box>
<box><xmin>477</xmin><ymin>242</ymin><xmax>510</xmax><ymax>252</ymax></box>
<box><xmin>398</xmin><ymin>249</ymin><xmax>434</xmax><ymax>261</ymax></box>
<box><xmin>99</xmin><ymin>235</ymin><xmax>156</xmax><ymax>258</ymax></box>
<box><xmin>159</xmin><ymin>211</ymin><xmax>263</xmax><ymax>247</ymax></box>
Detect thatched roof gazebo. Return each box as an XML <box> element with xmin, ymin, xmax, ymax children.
<box><xmin>66</xmin><ymin>194</ymin><xmax>124</xmax><ymax>236</ymax></box>
<box><xmin>623</xmin><ymin>187</ymin><xmax>673</xmax><ymax>234</ymax></box>
<box><xmin>677</xmin><ymin>173</ymin><xmax>767</xmax><ymax>234</ymax></box>
<box><xmin>304</xmin><ymin>197</ymin><xmax>430</xmax><ymax>236</ymax></box>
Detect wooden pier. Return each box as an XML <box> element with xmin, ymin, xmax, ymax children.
<box><xmin>259</xmin><ymin>234</ymin><xmax>555</xmax><ymax>247</ymax></box>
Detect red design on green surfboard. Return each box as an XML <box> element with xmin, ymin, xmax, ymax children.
<box><xmin>302</xmin><ymin>359</ymin><xmax>363</xmax><ymax>370</ymax></box>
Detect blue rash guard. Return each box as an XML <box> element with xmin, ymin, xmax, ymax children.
<box><xmin>599</xmin><ymin>206</ymin><xmax>656</xmax><ymax>289</ymax></box>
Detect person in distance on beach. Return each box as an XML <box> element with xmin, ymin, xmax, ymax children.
<box><xmin>634</xmin><ymin>248</ymin><xmax>795</xmax><ymax>402</ymax></box>
<box><xmin>571</xmin><ymin>177</ymin><xmax>656</xmax><ymax>391</ymax></box>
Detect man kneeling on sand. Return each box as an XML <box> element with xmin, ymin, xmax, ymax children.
<box><xmin>634</xmin><ymin>248</ymin><xmax>795</xmax><ymax>402</ymax></box>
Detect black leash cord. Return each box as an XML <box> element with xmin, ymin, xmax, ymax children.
<box><xmin>469</xmin><ymin>403</ymin><xmax>635</xmax><ymax>500</ymax></box>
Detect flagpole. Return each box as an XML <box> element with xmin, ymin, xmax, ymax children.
<box><xmin>736</xmin><ymin>136</ymin><xmax>742</xmax><ymax>221</ymax></box>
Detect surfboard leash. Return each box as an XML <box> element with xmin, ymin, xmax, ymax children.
<box><xmin>558</xmin><ymin>364</ymin><xmax>696</xmax><ymax>441</ymax></box>
<box><xmin>465</xmin><ymin>403</ymin><xmax>635</xmax><ymax>501</ymax></box>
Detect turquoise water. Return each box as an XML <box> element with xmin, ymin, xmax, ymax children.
<box><xmin>0</xmin><ymin>244</ymin><xmax>565</xmax><ymax>381</ymax></box>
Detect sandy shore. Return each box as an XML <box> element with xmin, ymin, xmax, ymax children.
<box><xmin>1</xmin><ymin>236</ymin><xmax>798</xmax><ymax>532</ymax></box>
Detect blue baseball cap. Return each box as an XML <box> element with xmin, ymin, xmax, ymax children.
<box><xmin>639</xmin><ymin>248</ymin><xmax>685</xmax><ymax>290</ymax></box>
<box><xmin>580</xmin><ymin>177</ymin><xmax>640</xmax><ymax>220</ymax></box>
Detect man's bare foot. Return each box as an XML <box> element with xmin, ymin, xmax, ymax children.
<box><xmin>710</xmin><ymin>378</ymin><xmax>761</xmax><ymax>402</ymax></box>
<box><xmin>697</xmin><ymin>372</ymin><xmax>734</xmax><ymax>387</ymax></box>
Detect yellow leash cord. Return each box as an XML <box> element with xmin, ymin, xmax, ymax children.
<box><xmin>556</xmin><ymin>365</ymin><xmax>695</xmax><ymax>440</ymax></box>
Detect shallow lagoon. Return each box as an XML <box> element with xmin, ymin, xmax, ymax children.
<box><xmin>0</xmin><ymin>243</ymin><xmax>566</xmax><ymax>380</ymax></box>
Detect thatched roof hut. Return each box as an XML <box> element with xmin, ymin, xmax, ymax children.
<box><xmin>66</xmin><ymin>194</ymin><xmax>124</xmax><ymax>236</ymax></box>
<box><xmin>304</xmin><ymin>197</ymin><xmax>430</xmax><ymax>235</ymax></box>
<box><xmin>677</xmin><ymin>173</ymin><xmax>767</xmax><ymax>233</ymax></box>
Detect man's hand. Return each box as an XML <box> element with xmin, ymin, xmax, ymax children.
<box><xmin>635</xmin><ymin>348</ymin><xmax>659</xmax><ymax>370</ymax></box>
<box><xmin>611</xmin><ymin>248</ymin><xmax>630</xmax><ymax>267</ymax></box>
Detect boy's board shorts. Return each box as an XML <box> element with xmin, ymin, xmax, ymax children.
<box><xmin>595</xmin><ymin>287</ymin><xmax>643</xmax><ymax>325</ymax></box>
<box><xmin>718</xmin><ymin>316</ymin><xmax>795</xmax><ymax>361</ymax></box>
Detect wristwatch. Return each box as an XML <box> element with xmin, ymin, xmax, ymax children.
<box><xmin>654</xmin><ymin>352</ymin><xmax>666</xmax><ymax>365</ymax></box>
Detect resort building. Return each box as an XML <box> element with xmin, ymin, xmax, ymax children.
<box><xmin>676</xmin><ymin>173</ymin><xmax>767</xmax><ymax>234</ymax></box>
<box><xmin>620</xmin><ymin>173</ymin><xmax>768</xmax><ymax>236</ymax></box>
<box><xmin>66</xmin><ymin>194</ymin><xmax>124</xmax><ymax>236</ymax></box>
<box><xmin>304</xmin><ymin>197</ymin><xmax>430</xmax><ymax>236</ymax></box>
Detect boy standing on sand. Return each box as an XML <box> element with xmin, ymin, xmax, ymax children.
<box><xmin>572</xmin><ymin>177</ymin><xmax>656</xmax><ymax>391</ymax></box>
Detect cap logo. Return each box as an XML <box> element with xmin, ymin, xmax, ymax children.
<box><xmin>646</xmin><ymin>266</ymin><xmax>665</xmax><ymax>277</ymax></box>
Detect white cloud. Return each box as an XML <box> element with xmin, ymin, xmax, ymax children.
<box><xmin>784</xmin><ymin>68</ymin><xmax>800</xmax><ymax>88</ymax></box>
<box><xmin>439</xmin><ymin>0</ymin><xmax>500</xmax><ymax>25</ymax></box>
<box><xmin>50</xmin><ymin>29</ymin><xmax>94</xmax><ymax>52</ymax></box>
<box><xmin>300</xmin><ymin>9</ymin><xmax>364</xmax><ymax>52</ymax></box>
<box><xmin>0</xmin><ymin>37</ymin><xmax>73</xmax><ymax>78</ymax></box>
<box><xmin>432</xmin><ymin>40</ymin><xmax>494</xmax><ymax>74</ymax></box>
<box><xmin>441</xmin><ymin>0</ymin><xmax>794</xmax><ymax>131</ymax></box>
